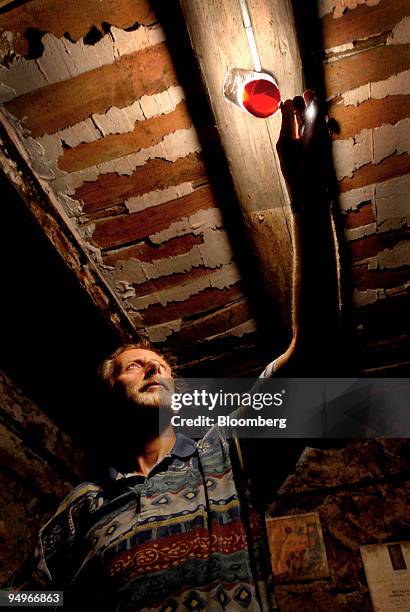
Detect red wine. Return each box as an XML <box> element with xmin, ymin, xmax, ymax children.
<box><xmin>242</xmin><ymin>78</ymin><xmax>280</xmax><ymax>118</ymax></box>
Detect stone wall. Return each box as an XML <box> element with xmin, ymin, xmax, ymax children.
<box><xmin>0</xmin><ymin>370</ymin><xmax>93</xmax><ymax>584</ymax></box>
<box><xmin>269</xmin><ymin>439</ymin><xmax>410</xmax><ymax>610</ymax></box>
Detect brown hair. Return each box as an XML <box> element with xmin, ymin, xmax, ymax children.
<box><xmin>99</xmin><ymin>339</ymin><xmax>174</xmax><ymax>390</ymax></box>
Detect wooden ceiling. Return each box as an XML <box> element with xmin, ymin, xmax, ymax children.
<box><xmin>0</xmin><ymin>0</ymin><xmax>409</xmax><ymax>375</ymax></box>
<box><xmin>0</xmin><ymin>0</ymin><xmax>295</xmax><ymax>375</ymax></box>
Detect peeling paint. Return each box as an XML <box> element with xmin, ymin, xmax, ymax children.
<box><xmin>377</xmin><ymin>241</ymin><xmax>410</xmax><ymax>269</ymax></box>
<box><xmin>376</xmin><ymin>174</ymin><xmax>410</xmax><ymax>230</ymax></box>
<box><xmin>0</xmin><ymin>26</ymin><xmax>165</xmax><ymax>101</ymax></box>
<box><xmin>340</xmin><ymin>175</ymin><xmax>410</xmax><ymax>232</ymax></box>
<box><xmin>149</xmin><ymin>208</ymin><xmax>224</xmax><ymax>245</ymax></box>
<box><xmin>125</xmin><ymin>182</ymin><xmax>195</xmax><ymax>213</ymax></box>
<box><xmin>35</xmin><ymin>85</ymin><xmax>185</xmax><ymax>162</ymax></box>
<box><xmin>332</xmin><ymin>119</ymin><xmax>410</xmax><ymax>179</ymax></box>
<box><xmin>345</xmin><ymin>222</ymin><xmax>377</xmax><ymax>241</ymax></box>
<box><xmin>339</xmin><ymin>184</ymin><xmax>374</xmax><ymax>212</ymax></box>
<box><xmin>53</xmin><ymin>126</ymin><xmax>202</xmax><ymax>194</ymax></box>
<box><xmin>92</xmin><ymin>86</ymin><xmax>185</xmax><ymax>135</ymax></box>
<box><xmin>207</xmin><ymin>319</ymin><xmax>257</xmax><ymax>341</ymax></box>
<box><xmin>58</xmin><ymin>193</ymin><xmax>83</xmax><ymax>217</ymax></box>
<box><xmin>333</xmin><ymin>129</ymin><xmax>372</xmax><ymax>179</ymax></box>
<box><xmin>317</xmin><ymin>0</ymin><xmax>381</xmax><ymax>19</ymax></box>
<box><xmin>340</xmin><ymin>70</ymin><xmax>410</xmax><ymax>106</ymax></box>
<box><xmin>353</xmin><ymin>287</ymin><xmax>384</xmax><ymax>306</ymax></box>
<box><xmin>127</xmin><ymin>262</ymin><xmax>241</xmax><ymax>310</ymax></box>
<box><xmin>325</xmin><ymin>17</ymin><xmax>410</xmax><ymax>57</ymax></box>
<box><xmin>146</xmin><ymin>319</ymin><xmax>182</xmax><ymax>343</ymax></box>
<box><xmin>111</xmin><ymin>228</ymin><xmax>234</xmax><ymax>286</ymax></box>
<box><xmin>387</xmin><ymin>17</ymin><xmax>410</xmax><ymax>46</ymax></box>
<box><xmin>373</xmin><ymin>119</ymin><xmax>410</xmax><ymax>164</ymax></box>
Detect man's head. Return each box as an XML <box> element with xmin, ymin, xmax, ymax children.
<box><xmin>100</xmin><ymin>340</ymin><xmax>174</xmax><ymax>410</ymax></box>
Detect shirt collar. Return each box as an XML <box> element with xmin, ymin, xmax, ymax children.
<box><xmin>107</xmin><ymin>434</ymin><xmax>196</xmax><ymax>481</ymax></box>
<box><xmin>171</xmin><ymin>433</ymin><xmax>197</xmax><ymax>458</ymax></box>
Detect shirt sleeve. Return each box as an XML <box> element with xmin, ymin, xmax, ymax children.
<box><xmin>6</xmin><ymin>483</ymin><xmax>103</xmax><ymax>591</ymax></box>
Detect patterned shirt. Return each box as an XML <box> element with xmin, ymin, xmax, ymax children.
<box><xmin>13</xmin><ymin>363</ymin><xmax>278</xmax><ymax>611</ymax></box>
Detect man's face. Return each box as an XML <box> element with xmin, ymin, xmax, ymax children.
<box><xmin>113</xmin><ymin>348</ymin><xmax>173</xmax><ymax>409</ymax></box>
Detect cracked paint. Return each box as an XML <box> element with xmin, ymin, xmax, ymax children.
<box><xmin>332</xmin><ymin>119</ymin><xmax>410</xmax><ymax>180</ymax></box>
<box><xmin>126</xmin><ymin>261</ymin><xmax>241</xmax><ymax>310</ymax></box>
<box><xmin>35</xmin><ymin>85</ymin><xmax>185</xmax><ymax>161</ymax></box>
<box><xmin>52</xmin><ymin>126</ymin><xmax>202</xmax><ymax>195</ymax></box>
<box><xmin>318</xmin><ymin>0</ymin><xmax>381</xmax><ymax>19</ymax></box>
<box><xmin>340</xmin><ymin>175</ymin><xmax>410</xmax><ymax>231</ymax></box>
<box><xmin>345</xmin><ymin>223</ymin><xmax>377</xmax><ymax>242</ymax></box>
<box><xmin>148</xmin><ymin>208</ymin><xmax>224</xmax><ymax>245</ymax></box>
<box><xmin>377</xmin><ymin>241</ymin><xmax>410</xmax><ymax>269</ymax></box>
<box><xmin>110</xmin><ymin>228</ymin><xmax>234</xmax><ymax>287</ymax></box>
<box><xmin>339</xmin><ymin>70</ymin><xmax>410</xmax><ymax>106</ymax></box>
<box><xmin>0</xmin><ymin>25</ymin><xmax>165</xmax><ymax>101</ymax></box>
<box><xmin>125</xmin><ymin>182</ymin><xmax>195</xmax><ymax>213</ymax></box>
<box><xmin>386</xmin><ymin>17</ymin><xmax>410</xmax><ymax>46</ymax></box>
<box><xmin>146</xmin><ymin>319</ymin><xmax>182</xmax><ymax>343</ymax></box>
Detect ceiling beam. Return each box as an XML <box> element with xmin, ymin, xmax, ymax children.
<box><xmin>180</xmin><ymin>0</ymin><xmax>303</xmax><ymax>331</ymax></box>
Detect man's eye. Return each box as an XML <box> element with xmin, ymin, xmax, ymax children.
<box><xmin>127</xmin><ymin>362</ymin><xmax>141</xmax><ymax>370</ymax></box>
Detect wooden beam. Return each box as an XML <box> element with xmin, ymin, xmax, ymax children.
<box><xmin>180</xmin><ymin>0</ymin><xmax>303</xmax><ymax>330</ymax></box>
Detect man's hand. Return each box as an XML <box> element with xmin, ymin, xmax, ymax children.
<box><xmin>276</xmin><ymin>91</ymin><xmax>337</xmax><ymax>213</ymax></box>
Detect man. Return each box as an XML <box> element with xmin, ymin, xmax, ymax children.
<box><xmin>9</xmin><ymin>92</ymin><xmax>340</xmax><ymax>610</ymax></box>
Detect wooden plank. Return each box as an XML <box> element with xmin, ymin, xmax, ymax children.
<box><xmin>142</xmin><ymin>283</ymin><xmax>243</xmax><ymax>325</ymax></box>
<box><xmin>321</xmin><ymin>0</ymin><xmax>409</xmax><ymax>49</ymax></box>
<box><xmin>76</xmin><ymin>153</ymin><xmax>206</xmax><ymax>213</ymax></box>
<box><xmin>324</xmin><ymin>44</ymin><xmax>410</xmax><ymax>98</ymax></box>
<box><xmin>352</xmin><ymin>265</ymin><xmax>410</xmax><ymax>290</ymax></box>
<box><xmin>340</xmin><ymin>154</ymin><xmax>410</xmax><ymax>192</ymax></box>
<box><xmin>103</xmin><ymin>234</ymin><xmax>204</xmax><ymax>265</ymax></box>
<box><xmin>343</xmin><ymin>203</ymin><xmax>375</xmax><ymax>228</ymax></box>
<box><xmin>58</xmin><ymin>101</ymin><xmax>192</xmax><ymax>172</ymax></box>
<box><xmin>0</xmin><ymin>0</ymin><xmax>156</xmax><ymax>51</ymax></box>
<box><xmin>349</xmin><ymin>228</ymin><xmax>410</xmax><ymax>262</ymax></box>
<box><xmin>329</xmin><ymin>95</ymin><xmax>410</xmax><ymax>141</ymax></box>
<box><xmin>5</xmin><ymin>43</ymin><xmax>178</xmax><ymax>137</ymax></box>
<box><xmin>168</xmin><ymin>299</ymin><xmax>252</xmax><ymax>347</ymax></box>
<box><xmin>91</xmin><ymin>185</ymin><xmax>216</xmax><ymax>249</ymax></box>
<box><xmin>133</xmin><ymin>266</ymin><xmax>221</xmax><ymax>297</ymax></box>
<box><xmin>180</xmin><ymin>0</ymin><xmax>303</xmax><ymax>331</ymax></box>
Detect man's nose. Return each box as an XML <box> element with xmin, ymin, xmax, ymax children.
<box><xmin>145</xmin><ymin>361</ymin><xmax>160</xmax><ymax>378</ymax></box>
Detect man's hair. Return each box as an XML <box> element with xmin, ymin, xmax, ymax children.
<box><xmin>99</xmin><ymin>338</ymin><xmax>173</xmax><ymax>390</ymax></box>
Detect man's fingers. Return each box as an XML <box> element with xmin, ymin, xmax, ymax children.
<box><xmin>303</xmin><ymin>90</ymin><xmax>315</xmax><ymax>105</ymax></box>
<box><xmin>293</xmin><ymin>96</ymin><xmax>305</xmax><ymax>138</ymax></box>
<box><xmin>278</xmin><ymin>99</ymin><xmax>296</xmax><ymax>142</ymax></box>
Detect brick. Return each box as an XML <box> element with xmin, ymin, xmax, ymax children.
<box><xmin>92</xmin><ymin>185</ymin><xmax>216</xmax><ymax>249</ymax></box>
<box><xmin>142</xmin><ymin>282</ymin><xmax>243</xmax><ymax>325</ymax></box>
<box><xmin>0</xmin><ymin>0</ymin><xmax>156</xmax><ymax>54</ymax></box>
<box><xmin>340</xmin><ymin>154</ymin><xmax>410</xmax><ymax>192</ymax></box>
<box><xmin>324</xmin><ymin>44</ymin><xmax>410</xmax><ymax>98</ymax></box>
<box><xmin>322</xmin><ymin>0</ymin><xmax>409</xmax><ymax>49</ymax></box>
<box><xmin>6</xmin><ymin>43</ymin><xmax>178</xmax><ymax>137</ymax></box>
<box><xmin>58</xmin><ymin>102</ymin><xmax>192</xmax><ymax>172</ymax></box>
<box><xmin>103</xmin><ymin>234</ymin><xmax>204</xmax><ymax>265</ymax></box>
<box><xmin>330</xmin><ymin>95</ymin><xmax>410</xmax><ymax>140</ymax></box>
<box><xmin>76</xmin><ymin>153</ymin><xmax>206</xmax><ymax>213</ymax></box>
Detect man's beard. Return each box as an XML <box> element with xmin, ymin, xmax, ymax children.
<box><xmin>117</xmin><ymin>383</ymin><xmax>174</xmax><ymax>436</ymax></box>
